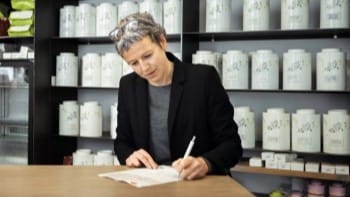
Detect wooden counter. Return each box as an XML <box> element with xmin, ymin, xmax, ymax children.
<box><xmin>0</xmin><ymin>165</ymin><xmax>255</xmax><ymax>197</ymax></box>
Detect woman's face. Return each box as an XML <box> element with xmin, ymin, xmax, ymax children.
<box><xmin>122</xmin><ymin>35</ymin><xmax>171</xmax><ymax>86</ymax></box>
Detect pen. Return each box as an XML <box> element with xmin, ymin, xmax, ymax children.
<box><xmin>183</xmin><ymin>136</ymin><xmax>196</xmax><ymax>158</ymax></box>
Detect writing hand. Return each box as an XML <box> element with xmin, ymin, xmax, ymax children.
<box><xmin>126</xmin><ymin>149</ymin><xmax>158</xmax><ymax>169</ymax></box>
<box><xmin>172</xmin><ymin>156</ymin><xmax>209</xmax><ymax>180</ymax></box>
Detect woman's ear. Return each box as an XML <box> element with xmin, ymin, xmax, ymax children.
<box><xmin>159</xmin><ymin>34</ymin><xmax>168</xmax><ymax>50</ymax></box>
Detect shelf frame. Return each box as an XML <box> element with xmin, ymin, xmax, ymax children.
<box><xmin>185</xmin><ymin>28</ymin><xmax>350</xmax><ymax>41</ymax></box>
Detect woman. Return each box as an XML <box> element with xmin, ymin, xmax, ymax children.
<box><xmin>110</xmin><ymin>12</ymin><xmax>242</xmax><ymax>180</ymax></box>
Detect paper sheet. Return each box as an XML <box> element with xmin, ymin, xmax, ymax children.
<box><xmin>98</xmin><ymin>165</ymin><xmax>182</xmax><ymax>188</ymax></box>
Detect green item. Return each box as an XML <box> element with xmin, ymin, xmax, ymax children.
<box><xmin>9</xmin><ymin>10</ymin><xmax>34</xmax><ymax>26</ymax></box>
<box><xmin>7</xmin><ymin>24</ymin><xmax>34</xmax><ymax>36</ymax></box>
<box><xmin>0</xmin><ymin>12</ymin><xmax>4</xmax><ymax>19</ymax></box>
<box><xmin>270</xmin><ymin>190</ymin><xmax>285</xmax><ymax>197</ymax></box>
<box><xmin>11</xmin><ymin>0</ymin><xmax>35</xmax><ymax>10</ymax></box>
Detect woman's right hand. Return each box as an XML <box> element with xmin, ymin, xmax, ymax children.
<box><xmin>126</xmin><ymin>149</ymin><xmax>158</xmax><ymax>169</ymax></box>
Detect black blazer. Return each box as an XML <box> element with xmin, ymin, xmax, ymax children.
<box><xmin>114</xmin><ymin>52</ymin><xmax>242</xmax><ymax>174</ymax></box>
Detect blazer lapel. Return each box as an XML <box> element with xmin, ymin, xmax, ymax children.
<box><xmin>135</xmin><ymin>77</ymin><xmax>150</xmax><ymax>149</ymax></box>
<box><xmin>168</xmin><ymin>62</ymin><xmax>185</xmax><ymax>136</ymax></box>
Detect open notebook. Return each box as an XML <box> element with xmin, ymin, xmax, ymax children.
<box><xmin>98</xmin><ymin>165</ymin><xmax>182</xmax><ymax>188</ymax></box>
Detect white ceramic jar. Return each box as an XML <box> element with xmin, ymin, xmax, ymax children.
<box><xmin>140</xmin><ymin>0</ymin><xmax>163</xmax><ymax>25</ymax></box>
<box><xmin>192</xmin><ymin>50</ymin><xmax>222</xmax><ymax>76</ymax></box>
<box><xmin>251</xmin><ymin>49</ymin><xmax>279</xmax><ymax>90</ymax></box>
<box><xmin>94</xmin><ymin>150</ymin><xmax>114</xmax><ymax>166</ymax></box>
<box><xmin>222</xmin><ymin>50</ymin><xmax>249</xmax><ymax>89</ymax></box>
<box><xmin>281</xmin><ymin>0</ymin><xmax>309</xmax><ymax>30</ymax></box>
<box><xmin>59</xmin><ymin>100</ymin><xmax>79</xmax><ymax>136</ymax></box>
<box><xmin>263</xmin><ymin>108</ymin><xmax>291</xmax><ymax>151</ymax></box>
<box><xmin>292</xmin><ymin>109</ymin><xmax>321</xmax><ymax>152</ymax></box>
<box><xmin>82</xmin><ymin>53</ymin><xmax>101</xmax><ymax>87</ymax></box>
<box><xmin>75</xmin><ymin>3</ymin><xmax>96</xmax><ymax>37</ymax></box>
<box><xmin>283</xmin><ymin>49</ymin><xmax>312</xmax><ymax>90</ymax></box>
<box><xmin>323</xmin><ymin>109</ymin><xmax>350</xmax><ymax>155</ymax></box>
<box><xmin>110</xmin><ymin>103</ymin><xmax>118</xmax><ymax>139</ymax></box>
<box><xmin>163</xmin><ymin>0</ymin><xmax>181</xmax><ymax>34</ymax></box>
<box><xmin>101</xmin><ymin>53</ymin><xmax>122</xmax><ymax>87</ymax></box>
<box><xmin>118</xmin><ymin>1</ymin><xmax>139</xmax><ymax>22</ymax></box>
<box><xmin>206</xmin><ymin>0</ymin><xmax>232</xmax><ymax>32</ymax></box>
<box><xmin>320</xmin><ymin>0</ymin><xmax>349</xmax><ymax>28</ymax></box>
<box><xmin>316</xmin><ymin>48</ymin><xmax>346</xmax><ymax>91</ymax></box>
<box><xmin>234</xmin><ymin>106</ymin><xmax>256</xmax><ymax>149</ymax></box>
<box><xmin>243</xmin><ymin>0</ymin><xmax>270</xmax><ymax>31</ymax></box>
<box><xmin>56</xmin><ymin>52</ymin><xmax>78</xmax><ymax>86</ymax></box>
<box><xmin>73</xmin><ymin>149</ymin><xmax>93</xmax><ymax>165</ymax></box>
<box><xmin>96</xmin><ymin>3</ymin><xmax>118</xmax><ymax>37</ymax></box>
<box><xmin>59</xmin><ymin>5</ymin><xmax>75</xmax><ymax>37</ymax></box>
<box><xmin>80</xmin><ymin>101</ymin><xmax>102</xmax><ymax>137</ymax></box>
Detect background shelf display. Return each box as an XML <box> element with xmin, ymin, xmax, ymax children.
<box><xmin>232</xmin><ymin>162</ymin><xmax>350</xmax><ymax>182</ymax></box>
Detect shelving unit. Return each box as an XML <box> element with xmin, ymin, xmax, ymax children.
<box><xmin>232</xmin><ymin>162</ymin><xmax>350</xmax><ymax>182</ymax></box>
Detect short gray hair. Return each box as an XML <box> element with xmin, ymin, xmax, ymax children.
<box><xmin>109</xmin><ymin>12</ymin><xmax>166</xmax><ymax>55</ymax></box>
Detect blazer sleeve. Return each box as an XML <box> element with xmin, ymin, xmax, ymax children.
<box><xmin>114</xmin><ymin>77</ymin><xmax>135</xmax><ymax>164</ymax></box>
<box><xmin>201</xmin><ymin>67</ymin><xmax>243</xmax><ymax>174</ymax></box>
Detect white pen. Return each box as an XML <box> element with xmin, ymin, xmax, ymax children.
<box><xmin>183</xmin><ymin>136</ymin><xmax>196</xmax><ymax>158</ymax></box>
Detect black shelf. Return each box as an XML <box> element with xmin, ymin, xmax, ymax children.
<box><xmin>185</xmin><ymin>28</ymin><xmax>350</xmax><ymax>41</ymax></box>
<box><xmin>52</xmin><ymin>86</ymin><xmax>119</xmax><ymax>90</ymax></box>
<box><xmin>0</xmin><ymin>119</ymin><xmax>28</xmax><ymax>127</ymax></box>
<box><xmin>0</xmin><ymin>59</ymin><xmax>34</xmax><ymax>67</ymax></box>
<box><xmin>0</xmin><ymin>36</ymin><xmax>34</xmax><ymax>43</ymax></box>
<box><xmin>225</xmin><ymin>89</ymin><xmax>350</xmax><ymax>94</ymax></box>
<box><xmin>51</xmin><ymin>34</ymin><xmax>181</xmax><ymax>44</ymax></box>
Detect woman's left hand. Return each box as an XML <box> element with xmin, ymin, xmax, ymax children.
<box><xmin>172</xmin><ymin>156</ymin><xmax>209</xmax><ymax>180</ymax></box>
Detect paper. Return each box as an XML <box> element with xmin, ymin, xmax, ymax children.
<box><xmin>98</xmin><ymin>165</ymin><xmax>181</xmax><ymax>188</ymax></box>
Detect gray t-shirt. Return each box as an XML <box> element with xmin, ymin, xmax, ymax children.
<box><xmin>148</xmin><ymin>84</ymin><xmax>171</xmax><ymax>164</ymax></box>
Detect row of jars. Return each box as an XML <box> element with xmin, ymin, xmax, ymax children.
<box><xmin>206</xmin><ymin>0</ymin><xmax>350</xmax><ymax>32</ymax></box>
<box><xmin>59</xmin><ymin>0</ymin><xmax>181</xmax><ymax>37</ymax></box>
<box><xmin>235</xmin><ymin>107</ymin><xmax>350</xmax><ymax>155</ymax></box>
<box><xmin>72</xmin><ymin>149</ymin><xmax>119</xmax><ymax>166</ymax></box>
<box><xmin>59</xmin><ymin>101</ymin><xmax>118</xmax><ymax>139</ymax></box>
<box><xmin>193</xmin><ymin>48</ymin><xmax>348</xmax><ymax>91</ymax></box>
<box><xmin>55</xmin><ymin>52</ymin><xmax>126</xmax><ymax>87</ymax></box>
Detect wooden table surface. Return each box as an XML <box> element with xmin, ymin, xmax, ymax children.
<box><xmin>0</xmin><ymin>165</ymin><xmax>255</xmax><ymax>197</ymax></box>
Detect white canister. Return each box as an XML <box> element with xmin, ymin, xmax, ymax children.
<box><xmin>73</xmin><ymin>149</ymin><xmax>93</xmax><ymax>165</ymax></box>
<box><xmin>96</xmin><ymin>3</ymin><xmax>118</xmax><ymax>37</ymax></box>
<box><xmin>283</xmin><ymin>49</ymin><xmax>312</xmax><ymax>90</ymax></box>
<box><xmin>59</xmin><ymin>100</ymin><xmax>79</xmax><ymax>136</ymax></box>
<box><xmin>263</xmin><ymin>108</ymin><xmax>291</xmax><ymax>151</ymax></box>
<box><xmin>243</xmin><ymin>0</ymin><xmax>270</xmax><ymax>31</ymax></box>
<box><xmin>56</xmin><ymin>52</ymin><xmax>78</xmax><ymax>86</ymax></box>
<box><xmin>222</xmin><ymin>50</ymin><xmax>249</xmax><ymax>89</ymax></box>
<box><xmin>316</xmin><ymin>48</ymin><xmax>346</xmax><ymax>91</ymax></box>
<box><xmin>82</xmin><ymin>53</ymin><xmax>101</xmax><ymax>87</ymax></box>
<box><xmin>251</xmin><ymin>50</ymin><xmax>279</xmax><ymax>90</ymax></box>
<box><xmin>320</xmin><ymin>0</ymin><xmax>350</xmax><ymax>28</ymax></box>
<box><xmin>110</xmin><ymin>103</ymin><xmax>118</xmax><ymax>139</ymax></box>
<box><xmin>118</xmin><ymin>1</ymin><xmax>139</xmax><ymax>21</ymax></box>
<box><xmin>323</xmin><ymin>109</ymin><xmax>350</xmax><ymax>155</ymax></box>
<box><xmin>75</xmin><ymin>3</ymin><xmax>96</xmax><ymax>37</ymax></box>
<box><xmin>94</xmin><ymin>150</ymin><xmax>114</xmax><ymax>166</ymax></box>
<box><xmin>80</xmin><ymin>101</ymin><xmax>103</xmax><ymax>137</ymax></box>
<box><xmin>192</xmin><ymin>50</ymin><xmax>220</xmax><ymax>73</ymax></box>
<box><xmin>163</xmin><ymin>0</ymin><xmax>181</xmax><ymax>34</ymax></box>
<box><xmin>140</xmin><ymin>0</ymin><xmax>163</xmax><ymax>25</ymax></box>
<box><xmin>59</xmin><ymin>5</ymin><xmax>75</xmax><ymax>37</ymax></box>
<box><xmin>292</xmin><ymin>109</ymin><xmax>321</xmax><ymax>152</ymax></box>
<box><xmin>234</xmin><ymin>106</ymin><xmax>256</xmax><ymax>149</ymax></box>
<box><xmin>281</xmin><ymin>0</ymin><xmax>309</xmax><ymax>30</ymax></box>
<box><xmin>206</xmin><ymin>0</ymin><xmax>232</xmax><ymax>32</ymax></box>
<box><xmin>101</xmin><ymin>53</ymin><xmax>123</xmax><ymax>87</ymax></box>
